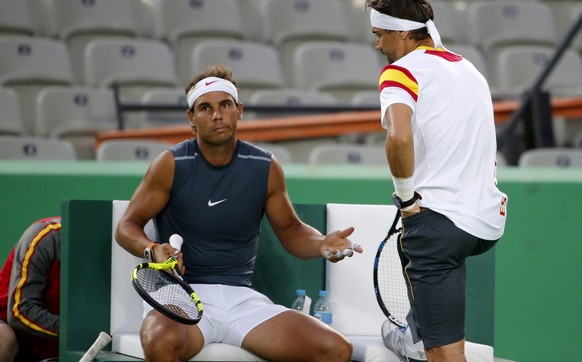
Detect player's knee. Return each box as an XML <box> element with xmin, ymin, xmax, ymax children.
<box><xmin>319</xmin><ymin>332</ymin><xmax>352</xmax><ymax>362</ymax></box>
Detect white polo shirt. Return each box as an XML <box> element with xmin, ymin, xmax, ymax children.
<box><xmin>379</xmin><ymin>46</ymin><xmax>507</xmax><ymax>240</ymax></box>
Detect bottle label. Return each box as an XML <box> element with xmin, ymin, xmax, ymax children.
<box><xmin>314</xmin><ymin>311</ymin><xmax>332</xmax><ymax>324</ymax></box>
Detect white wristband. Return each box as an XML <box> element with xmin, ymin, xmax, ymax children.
<box><xmin>392</xmin><ymin>176</ymin><xmax>415</xmax><ymax>202</ymax></box>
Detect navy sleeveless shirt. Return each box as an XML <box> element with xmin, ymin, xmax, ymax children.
<box><xmin>154</xmin><ymin>139</ymin><xmax>272</xmax><ymax>286</ymax></box>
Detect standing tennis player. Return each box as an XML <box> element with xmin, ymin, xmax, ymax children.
<box><xmin>116</xmin><ymin>64</ymin><xmax>362</xmax><ymax>362</ymax></box>
<box><xmin>366</xmin><ymin>0</ymin><xmax>508</xmax><ymax>361</ymax></box>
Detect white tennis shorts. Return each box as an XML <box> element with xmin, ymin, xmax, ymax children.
<box><xmin>143</xmin><ymin>284</ymin><xmax>288</xmax><ymax>346</ymax></box>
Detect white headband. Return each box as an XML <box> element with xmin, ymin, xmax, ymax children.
<box><xmin>370</xmin><ymin>8</ymin><xmax>442</xmax><ymax>49</ymax></box>
<box><xmin>186</xmin><ymin>76</ymin><xmax>239</xmax><ymax>108</ymax></box>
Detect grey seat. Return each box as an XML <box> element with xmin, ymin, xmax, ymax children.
<box><xmin>308</xmin><ymin>144</ymin><xmax>386</xmax><ymax>166</ymax></box>
<box><xmin>96</xmin><ymin>139</ymin><xmax>172</xmax><ymax>161</ymax></box>
<box><xmin>518</xmin><ymin>148</ymin><xmax>582</xmax><ymax>167</ymax></box>
<box><xmin>0</xmin><ymin>136</ymin><xmax>76</xmax><ymax>160</ymax></box>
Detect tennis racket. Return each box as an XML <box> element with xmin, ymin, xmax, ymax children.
<box><xmin>373</xmin><ymin>211</ymin><xmax>410</xmax><ymax>329</ymax></box>
<box><xmin>131</xmin><ymin>234</ymin><xmax>203</xmax><ymax>325</ymax></box>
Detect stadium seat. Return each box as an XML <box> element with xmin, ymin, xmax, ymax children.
<box><xmin>0</xmin><ymin>0</ymin><xmax>35</xmax><ymax>36</ymax></box>
<box><xmin>253</xmin><ymin>142</ymin><xmax>293</xmax><ymax>163</ymax></box>
<box><xmin>0</xmin><ymin>87</ymin><xmax>24</xmax><ymax>136</ymax></box>
<box><xmin>260</xmin><ymin>0</ymin><xmax>351</xmax><ymax>85</ymax></box>
<box><xmin>0</xmin><ymin>36</ymin><xmax>73</xmax><ymax>134</ymax></box>
<box><xmin>247</xmin><ymin>88</ymin><xmax>338</xmax><ymax>119</ymax></box>
<box><xmin>292</xmin><ymin>41</ymin><xmax>382</xmax><ymax>103</ymax></box>
<box><xmin>96</xmin><ymin>139</ymin><xmax>173</xmax><ymax>162</ymax></box>
<box><xmin>431</xmin><ymin>1</ymin><xmax>461</xmax><ymax>45</ymax></box>
<box><xmin>518</xmin><ymin>148</ymin><xmax>582</xmax><ymax>168</ymax></box>
<box><xmin>150</xmin><ymin>0</ymin><xmax>246</xmax><ymax>82</ymax></box>
<box><xmin>0</xmin><ymin>136</ymin><xmax>76</xmax><ymax>160</ymax></box>
<box><xmin>308</xmin><ymin>144</ymin><xmax>387</xmax><ymax>166</ymax></box>
<box><xmin>190</xmin><ymin>40</ymin><xmax>284</xmax><ymax>102</ymax></box>
<box><xmin>140</xmin><ymin>87</ymin><xmax>189</xmax><ymax>128</ymax></box>
<box><xmin>467</xmin><ymin>1</ymin><xmax>556</xmax><ymax>53</ymax></box>
<box><xmin>47</xmin><ymin>0</ymin><xmax>138</xmax><ymax>84</ymax></box>
<box><xmin>350</xmin><ymin>91</ymin><xmax>380</xmax><ymax>107</ymax></box>
<box><xmin>35</xmin><ymin>86</ymin><xmax>117</xmax><ymax>159</ymax></box>
<box><xmin>83</xmin><ymin>38</ymin><xmax>177</xmax><ymax>103</ymax></box>
<box><xmin>548</xmin><ymin>1</ymin><xmax>582</xmax><ymax>53</ymax></box>
<box><xmin>489</xmin><ymin>45</ymin><xmax>582</xmax><ymax>98</ymax></box>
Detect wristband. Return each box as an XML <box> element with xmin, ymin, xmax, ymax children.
<box><xmin>392</xmin><ymin>176</ymin><xmax>415</xmax><ymax>202</ymax></box>
<box><xmin>144</xmin><ymin>242</ymin><xmax>158</xmax><ymax>262</ymax></box>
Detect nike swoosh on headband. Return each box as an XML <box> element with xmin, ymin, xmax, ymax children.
<box><xmin>208</xmin><ymin>199</ymin><xmax>227</xmax><ymax>207</ymax></box>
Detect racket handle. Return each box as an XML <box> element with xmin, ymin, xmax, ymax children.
<box><xmin>169</xmin><ymin>234</ymin><xmax>183</xmax><ymax>251</ymax></box>
<box><xmin>79</xmin><ymin>331</ymin><xmax>111</xmax><ymax>362</ymax></box>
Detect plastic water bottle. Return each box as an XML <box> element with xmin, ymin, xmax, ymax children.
<box><xmin>313</xmin><ymin>290</ymin><xmax>332</xmax><ymax>324</ymax></box>
<box><xmin>290</xmin><ymin>289</ymin><xmax>311</xmax><ymax>314</ymax></box>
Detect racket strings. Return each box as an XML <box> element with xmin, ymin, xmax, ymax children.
<box><xmin>135</xmin><ymin>268</ymin><xmax>201</xmax><ymax>320</ymax></box>
<box><xmin>377</xmin><ymin>233</ymin><xmax>410</xmax><ymax>325</ymax></box>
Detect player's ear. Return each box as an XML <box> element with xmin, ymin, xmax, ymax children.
<box><xmin>187</xmin><ymin>110</ymin><xmax>196</xmax><ymax>129</ymax></box>
<box><xmin>237</xmin><ymin>102</ymin><xmax>244</xmax><ymax>119</ymax></box>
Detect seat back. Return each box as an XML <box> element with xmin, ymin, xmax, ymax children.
<box><xmin>0</xmin><ymin>36</ymin><xmax>73</xmax><ymax>133</ymax></box>
<box><xmin>35</xmin><ymin>86</ymin><xmax>117</xmax><ymax>137</ymax></box>
<box><xmin>110</xmin><ymin>200</ymin><xmax>157</xmax><ymax>335</ymax></box>
<box><xmin>190</xmin><ymin>40</ymin><xmax>283</xmax><ymax>102</ymax></box>
<box><xmin>518</xmin><ymin>148</ymin><xmax>582</xmax><ymax>167</ymax></box>
<box><xmin>0</xmin><ymin>87</ymin><xmax>24</xmax><ymax>136</ymax></box>
<box><xmin>84</xmin><ymin>38</ymin><xmax>176</xmax><ymax>102</ymax></box>
<box><xmin>97</xmin><ymin>139</ymin><xmax>172</xmax><ymax>162</ymax></box>
<box><xmin>0</xmin><ymin>0</ymin><xmax>35</xmax><ymax>36</ymax></box>
<box><xmin>490</xmin><ymin>45</ymin><xmax>582</xmax><ymax>97</ymax></box>
<box><xmin>247</xmin><ymin>89</ymin><xmax>337</xmax><ymax>119</ymax></box>
<box><xmin>140</xmin><ymin>87</ymin><xmax>189</xmax><ymax>128</ymax></box>
<box><xmin>260</xmin><ymin>0</ymin><xmax>350</xmax><ymax>85</ymax></box>
<box><xmin>292</xmin><ymin>41</ymin><xmax>381</xmax><ymax>103</ymax></box>
<box><xmin>326</xmin><ymin>204</ymin><xmax>398</xmax><ymax>336</ymax></box>
<box><xmin>0</xmin><ymin>136</ymin><xmax>77</xmax><ymax>160</ymax></box>
<box><xmin>467</xmin><ymin>1</ymin><xmax>556</xmax><ymax>52</ymax></box>
<box><xmin>49</xmin><ymin>0</ymin><xmax>137</xmax><ymax>83</ymax></box>
<box><xmin>152</xmin><ymin>0</ymin><xmax>245</xmax><ymax>82</ymax></box>
<box><xmin>308</xmin><ymin>144</ymin><xmax>387</xmax><ymax>166</ymax></box>
<box><xmin>254</xmin><ymin>142</ymin><xmax>293</xmax><ymax>163</ymax></box>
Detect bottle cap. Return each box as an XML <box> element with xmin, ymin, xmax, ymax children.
<box><xmin>319</xmin><ymin>290</ymin><xmax>328</xmax><ymax>297</ymax></box>
<box><xmin>296</xmin><ymin>289</ymin><xmax>306</xmax><ymax>296</ymax></box>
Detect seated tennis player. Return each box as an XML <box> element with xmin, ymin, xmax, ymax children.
<box><xmin>116</xmin><ymin>64</ymin><xmax>363</xmax><ymax>362</ymax></box>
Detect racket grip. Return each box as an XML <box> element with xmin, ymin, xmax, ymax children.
<box><xmin>79</xmin><ymin>331</ymin><xmax>111</xmax><ymax>362</ymax></box>
<box><xmin>169</xmin><ymin>234</ymin><xmax>183</xmax><ymax>251</ymax></box>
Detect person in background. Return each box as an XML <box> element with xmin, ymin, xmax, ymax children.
<box><xmin>366</xmin><ymin>0</ymin><xmax>508</xmax><ymax>361</ymax></box>
<box><xmin>0</xmin><ymin>217</ymin><xmax>61</xmax><ymax>362</ymax></box>
<box><xmin>116</xmin><ymin>64</ymin><xmax>363</xmax><ymax>362</ymax></box>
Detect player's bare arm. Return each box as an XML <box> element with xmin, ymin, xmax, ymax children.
<box><xmin>116</xmin><ymin>150</ymin><xmax>175</xmax><ymax>259</ymax></box>
<box><xmin>264</xmin><ymin>157</ymin><xmax>360</xmax><ymax>260</ymax></box>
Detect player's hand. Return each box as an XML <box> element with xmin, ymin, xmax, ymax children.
<box><xmin>156</xmin><ymin>242</ymin><xmax>186</xmax><ymax>275</ymax></box>
<box><xmin>321</xmin><ymin>227</ymin><xmax>363</xmax><ymax>263</ymax></box>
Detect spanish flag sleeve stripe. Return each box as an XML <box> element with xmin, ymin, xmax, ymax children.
<box><xmin>378</xmin><ymin>64</ymin><xmax>419</xmax><ymax>102</ymax></box>
<box><xmin>12</xmin><ymin>223</ymin><xmax>60</xmax><ymax>337</ymax></box>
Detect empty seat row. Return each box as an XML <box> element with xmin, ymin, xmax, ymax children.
<box><xmin>2</xmin><ymin>0</ymin><xmax>580</xmax><ymax>53</ymax></box>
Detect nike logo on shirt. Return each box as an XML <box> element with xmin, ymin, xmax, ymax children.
<box><xmin>208</xmin><ymin>198</ymin><xmax>227</xmax><ymax>207</ymax></box>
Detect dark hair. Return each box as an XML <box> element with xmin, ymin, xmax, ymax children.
<box><xmin>184</xmin><ymin>64</ymin><xmax>238</xmax><ymax>96</ymax></box>
<box><xmin>365</xmin><ymin>0</ymin><xmax>434</xmax><ymax>42</ymax></box>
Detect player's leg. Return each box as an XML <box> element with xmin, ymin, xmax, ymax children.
<box><xmin>0</xmin><ymin>321</ymin><xmax>18</xmax><ymax>362</ymax></box>
<box><xmin>242</xmin><ymin>310</ymin><xmax>352</xmax><ymax>362</ymax></box>
<box><xmin>425</xmin><ymin>339</ymin><xmax>466</xmax><ymax>362</ymax></box>
<box><xmin>140</xmin><ymin>309</ymin><xmax>204</xmax><ymax>362</ymax></box>
<box><xmin>401</xmin><ymin>209</ymin><xmax>480</xmax><ymax>362</ymax></box>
